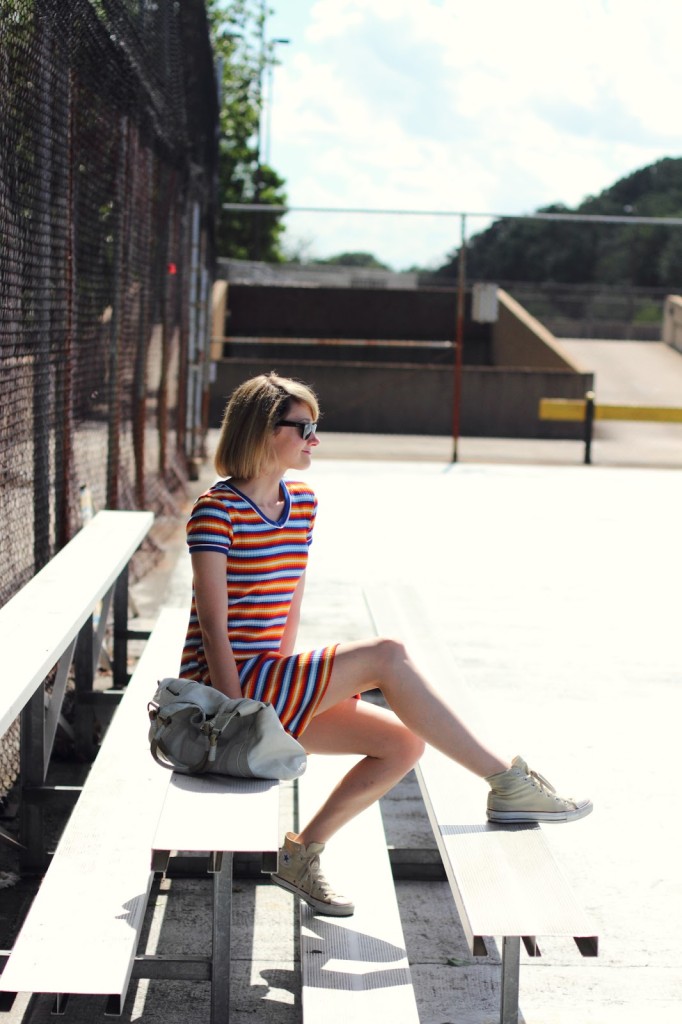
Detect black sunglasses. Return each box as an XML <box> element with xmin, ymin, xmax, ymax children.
<box><xmin>276</xmin><ymin>419</ymin><xmax>318</xmax><ymax>440</ymax></box>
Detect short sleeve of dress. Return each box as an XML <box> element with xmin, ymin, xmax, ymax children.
<box><xmin>186</xmin><ymin>493</ymin><xmax>234</xmax><ymax>555</ymax></box>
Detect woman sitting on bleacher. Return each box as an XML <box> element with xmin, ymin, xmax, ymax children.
<box><xmin>180</xmin><ymin>372</ymin><xmax>592</xmax><ymax>918</ymax></box>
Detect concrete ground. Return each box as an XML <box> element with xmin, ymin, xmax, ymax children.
<box><xmin>3</xmin><ymin>340</ymin><xmax>681</xmax><ymax>1022</ymax></box>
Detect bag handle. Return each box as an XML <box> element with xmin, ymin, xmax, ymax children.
<box><xmin>149</xmin><ymin>703</ymin><xmax>247</xmax><ymax>774</ymax></box>
<box><xmin>149</xmin><ymin>735</ymin><xmax>208</xmax><ymax>774</ymax></box>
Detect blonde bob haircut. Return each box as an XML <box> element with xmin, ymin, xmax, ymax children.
<box><xmin>214</xmin><ymin>372</ymin><xmax>320</xmax><ymax>479</ymax></box>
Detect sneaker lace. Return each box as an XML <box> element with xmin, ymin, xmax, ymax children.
<box><xmin>524</xmin><ymin>765</ymin><xmax>580</xmax><ymax>809</ymax></box>
<box><xmin>526</xmin><ymin>767</ymin><xmax>556</xmax><ymax>796</ymax></box>
<box><xmin>302</xmin><ymin>854</ymin><xmax>339</xmax><ymax>900</ymax></box>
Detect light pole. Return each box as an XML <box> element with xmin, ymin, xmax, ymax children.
<box><xmin>253</xmin><ymin>0</ymin><xmax>289</xmax><ymax>258</ymax></box>
<box><xmin>452</xmin><ymin>214</ymin><xmax>467</xmax><ymax>462</ymax></box>
<box><xmin>264</xmin><ymin>37</ymin><xmax>290</xmax><ymax>166</ymax></box>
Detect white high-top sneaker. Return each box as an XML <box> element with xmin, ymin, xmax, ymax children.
<box><xmin>486</xmin><ymin>756</ymin><xmax>593</xmax><ymax>823</ymax></box>
<box><xmin>271</xmin><ymin>831</ymin><xmax>355</xmax><ymax>916</ymax></box>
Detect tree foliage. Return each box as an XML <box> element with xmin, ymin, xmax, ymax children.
<box><xmin>438</xmin><ymin>157</ymin><xmax>682</xmax><ymax>287</ymax></box>
<box><xmin>313</xmin><ymin>251</ymin><xmax>393</xmax><ymax>270</ymax></box>
<box><xmin>206</xmin><ymin>0</ymin><xmax>287</xmax><ymax>261</ymax></box>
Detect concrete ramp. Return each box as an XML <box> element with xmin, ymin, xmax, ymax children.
<box><xmin>559</xmin><ymin>339</ymin><xmax>682</xmax><ymax>404</ymax></box>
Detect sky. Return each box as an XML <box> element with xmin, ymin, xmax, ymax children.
<box><xmin>264</xmin><ymin>0</ymin><xmax>682</xmax><ymax>271</ymax></box>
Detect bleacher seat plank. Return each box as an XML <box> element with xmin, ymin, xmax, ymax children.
<box><xmin>298</xmin><ymin>753</ymin><xmax>420</xmax><ymax>1024</ymax></box>
<box><xmin>0</xmin><ymin>509</ymin><xmax>153</xmax><ymax>739</ymax></box>
<box><xmin>152</xmin><ymin>773</ymin><xmax>280</xmax><ymax>855</ymax></box>
<box><xmin>0</xmin><ymin>606</ymin><xmax>187</xmax><ymax>1002</ymax></box>
<box><xmin>149</xmin><ymin>770</ymin><xmax>281</xmax><ymax>1024</ymax></box>
<box><xmin>418</xmin><ymin>745</ymin><xmax>598</xmax><ymax>955</ymax></box>
<box><xmin>364</xmin><ymin>579</ymin><xmax>598</xmax><ymax>1022</ymax></box>
<box><xmin>365</xmin><ymin>583</ymin><xmax>598</xmax><ymax>951</ymax></box>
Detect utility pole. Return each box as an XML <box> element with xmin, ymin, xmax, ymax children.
<box><xmin>452</xmin><ymin>214</ymin><xmax>467</xmax><ymax>462</ymax></box>
<box><xmin>252</xmin><ymin>0</ymin><xmax>267</xmax><ymax>260</ymax></box>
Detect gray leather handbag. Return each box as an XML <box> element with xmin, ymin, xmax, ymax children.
<box><xmin>148</xmin><ymin>677</ymin><xmax>307</xmax><ymax>780</ymax></box>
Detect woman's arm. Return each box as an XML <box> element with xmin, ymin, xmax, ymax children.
<box><xmin>191</xmin><ymin>550</ymin><xmax>242</xmax><ymax>699</ymax></box>
<box><xmin>278</xmin><ymin>571</ymin><xmax>306</xmax><ymax>658</ymax></box>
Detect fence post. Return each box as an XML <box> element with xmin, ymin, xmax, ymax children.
<box><xmin>107</xmin><ymin>116</ymin><xmax>130</xmax><ymax>509</ymax></box>
<box><xmin>584</xmin><ymin>390</ymin><xmax>595</xmax><ymax>465</ymax></box>
<box><xmin>452</xmin><ymin>213</ymin><xmax>467</xmax><ymax>462</ymax></box>
<box><xmin>32</xmin><ymin>3</ymin><xmax>55</xmax><ymax>570</ymax></box>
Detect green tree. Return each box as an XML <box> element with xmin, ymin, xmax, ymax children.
<box><xmin>314</xmin><ymin>251</ymin><xmax>393</xmax><ymax>270</ymax></box>
<box><xmin>438</xmin><ymin>157</ymin><xmax>682</xmax><ymax>288</ymax></box>
<box><xmin>206</xmin><ymin>0</ymin><xmax>287</xmax><ymax>261</ymax></box>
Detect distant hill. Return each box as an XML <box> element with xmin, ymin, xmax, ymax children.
<box><xmin>437</xmin><ymin>157</ymin><xmax>682</xmax><ymax>287</ymax></box>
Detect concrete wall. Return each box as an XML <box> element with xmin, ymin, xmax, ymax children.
<box><xmin>662</xmin><ymin>294</ymin><xmax>682</xmax><ymax>354</ymax></box>
<box><xmin>218</xmin><ymin>257</ymin><xmax>421</xmax><ymax>291</ymax></box>
<box><xmin>210</xmin><ymin>280</ymin><xmax>594</xmax><ymax>439</ymax></box>
<box><xmin>210</xmin><ymin>358</ymin><xmax>593</xmax><ymax>439</ymax></box>
<box><xmin>492</xmin><ymin>289</ymin><xmax>588</xmax><ymax>370</ymax></box>
<box><xmin>210</xmin><ymin>280</ymin><xmax>228</xmax><ymax>360</ymax></box>
<box><xmin>226</xmin><ymin>283</ymin><xmax>492</xmax><ymax>356</ymax></box>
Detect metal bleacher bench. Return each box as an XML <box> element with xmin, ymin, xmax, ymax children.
<box><xmin>364</xmin><ymin>585</ymin><xmax>599</xmax><ymax>1024</ymax></box>
<box><xmin>0</xmin><ymin>512</ymin><xmax>281</xmax><ymax>1022</ymax></box>
<box><xmin>0</xmin><ymin>516</ymin><xmax>598</xmax><ymax>1023</ymax></box>
<box><xmin>297</xmin><ymin>754</ymin><xmax>420</xmax><ymax>1024</ymax></box>
<box><xmin>0</xmin><ymin>509</ymin><xmax>153</xmax><ymax>867</ymax></box>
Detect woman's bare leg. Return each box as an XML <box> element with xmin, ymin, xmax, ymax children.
<box><xmin>312</xmin><ymin>636</ymin><xmax>509</xmax><ymax>779</ymax></box>
<box><xmin>274</xmin><ymin>638</ymin><xmax>590</xmax><ymax>915</ymax></box>
<box><xmin>292</xmin><ymin>636</ymin><xmax>509</xmax><ymax>846</ymax></box>
<box><xmin>297</xmin><ymin>697</ymin><xmax>425</xmax><ymax>845</ymax></box>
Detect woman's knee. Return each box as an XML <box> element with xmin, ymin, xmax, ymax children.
<box><xmin>394</xmin><ymin>727</ymin><xmax>426</xmax><ymax>769</ymax></box>
<box><xmin>373</xmin><ymin>636</ymin><xmax>410</xmax><ymax>675</ymax></box>
<box><xmin>354</xmin><ymin>696</ymin><xmax>424</xmax><ymax>767</ymax></box>
<box><xmin>373</xmin><ymin>713</ymin><xmax>425</xmax><ymax>769</ymax></box>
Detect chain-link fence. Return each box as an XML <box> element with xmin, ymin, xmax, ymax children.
<box><xmin>497</xmin><ymin>282</ymin><xmax>668</xmax><ymax>340</ymax></box>
<box><xmin>1</xmin><ymin>0</ymin><xmax>219</xmax><ymax>797</ymax></box>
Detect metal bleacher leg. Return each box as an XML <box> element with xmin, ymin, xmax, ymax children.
<box><xmin>113</xmin><ymin>567</ymin><xmax>130</xmax><ymax>687</ymax></box>
<box><xmin>209</xmin><ymin>852</ymin><xmax>233</xmax><ymax>1024</ymax></box>
<box><xmin>19</xmin><ymin>688</ymin><xmax>47</xmax><ymax>871</ymax></box>
<box><xmin>500</xmin><ymin>936</ymin><xmax>521</xmax><ymax>1024</ymax></box>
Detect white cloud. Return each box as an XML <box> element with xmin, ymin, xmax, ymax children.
<box><xmin>268</xmin><ymin>0</ymin><xmax>682</xmax><ymax>268</ymax></box>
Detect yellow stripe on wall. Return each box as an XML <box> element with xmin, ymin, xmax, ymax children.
<box><xmin>539</xmin><ymin>399</ymin><xmax>682</xmax><ymax>423</ymax></box>
<box><xmin>538</xmin><ymin>399</ymin><xmax>587</xmax><ymax>422</ymax></box>
<box><xmin>595</xmin><ymin>404</ymin><xmax>682</xmax><ymax>422</ymax></box>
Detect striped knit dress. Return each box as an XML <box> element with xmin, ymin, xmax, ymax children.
<box><xmin>179</xmin><ymin>478</ymin><xmax>337</xmax><ymax>737</ymax></box>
